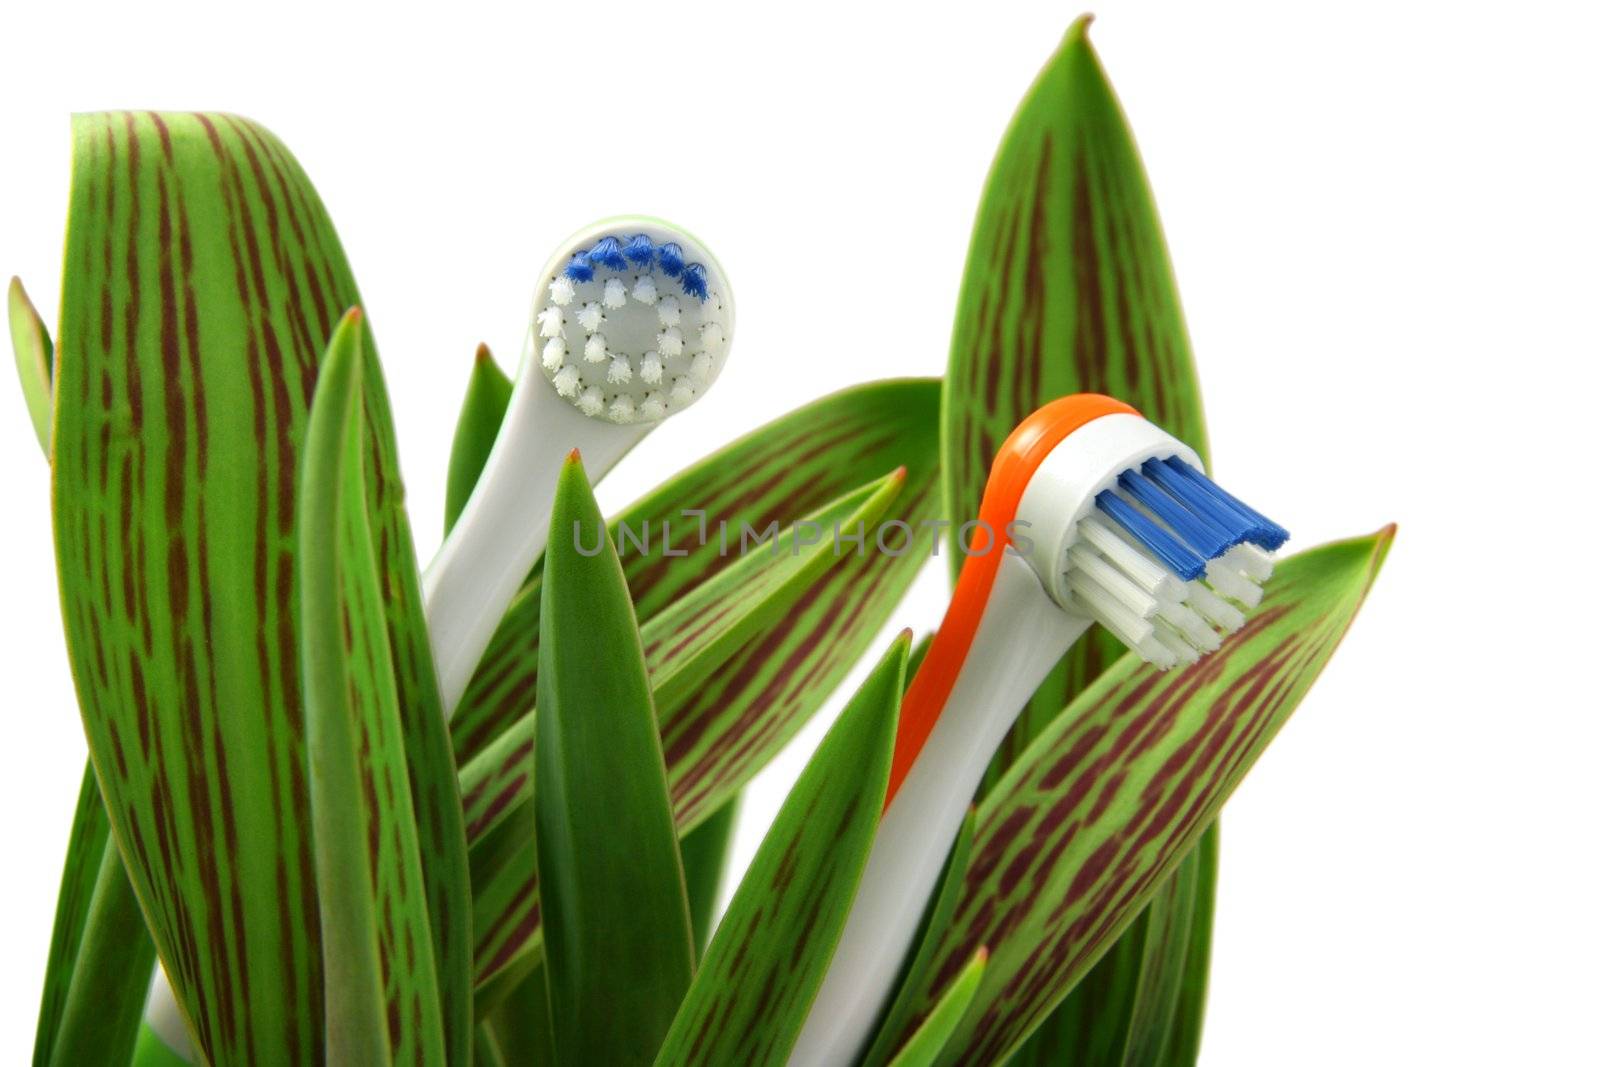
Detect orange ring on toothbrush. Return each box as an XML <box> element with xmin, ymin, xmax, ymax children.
<box><xmin>886</xmin><ymin>393</ymin><xmax>1138</xmax><ymax>806</ymax></box>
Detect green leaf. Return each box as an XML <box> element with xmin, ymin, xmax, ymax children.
<box><xmin>941</xmin><ymin>16</ymin><xmax>1219</xmax><ymax>1059</ymax></box>
<box><xmin>299</xmin><ymin>309</ymin><xmax>444</xmax><ymax>1065</ymax></box>
<box><xmin>50</xmin><ymin>112</ymin><xmax>470</xmax><ymax>1063</ymax></box>
<box><xmin>487</xmin><ymin>965</ymin><xmax>556</xmax><ymax>1067</ymax></box>
<box><xmin>460</xmin><ymin>473</ymin><xmax>902</xmax><ymax>851</ymax></box>
<box><xmin>1152</xmin><ymin>830</ymin><xmax>1217</xmax><ymax>1067</ymax></box>
<box><xmin>1120</xmin><ymin>828</ymin><xmax>1211</xmax><ymax>1067</ymax></box>
<box><xmin>474</xmin><ymin>1026</ymin><xmax>509</xmax><ymax>1067</ymax></box>
<box><xmin>133</xmin><ymin>1023</ymin><xmax>192</xmax><ymax>1067</ymax></box>
<box><xmin>885</xmin><ymin>528</ymin><xmax>1396</xmax><ymax>1065</ymax></box>
<box><xmin>444</xmin><ymin>343</ymin><xmax>512</xmax><ymax>534</ymax></box>
<box><xmin>680</xmin><ymin>796</ymin><xmax>739</xmax><ymax>953</ymax></box>
<box><xmin>45</xmin><ymin>829</ymin><xmax>156</xmax><ymax>1067</ymax></box>
<box><xmin>885</xmin><ymin>949</ymin><xmax>988</xmax><ymax>1067</ymax></box>
<box><xmin>467</xmin><ymin>470</ymin><xmax>922</xmax><ymax>989</ymax></box>
<box><xmin>654</xmin><ymin>633</ymin><xmax>908</xmax><ymax>1067</ymax></box>
<box><xmin>451</xmin><ymin>377</ymin><xmax>941</xmax><ymax>765</ymax></box>
<box><xmin>8</xmin><ymin>275</ymin><xmax>53</xmax><ymax>454</ymax></box>
<box><xmin>32</xmin><ymin>763</ymin><xmax>112</xmax><ymax>1065</ymax></box>
<box><xmin>859</xmin><ymin>808</ymin><xmax>976</xmax><ymax>1067</ymax></box>
<box><xmin>535</xmin><ymin>453</ymin><xmax>695</xmax><ymax>1066</ymax></box>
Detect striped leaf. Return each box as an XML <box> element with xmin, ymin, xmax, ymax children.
<box><xmin>654</xmin><ymin>633</ymin><xmax>908</xmax><ymax>1067</ymax></box>
<box><xmin>885</xmin><ymin>527</ymin><xmax>1395</xmax><ymax>1065</ymax></box>
<box><xmin>1007</xmin><ymin>839</ymin><xmax>1218</xmax><ymax>1067</ymax></box>
<box><xmin>941</xmin><ymin>16</ymin><xmax>1219</xmax><ymax>1060</ymax></box>
<box><xmin>8</xmin><ymin>276</ymin><xmax>52</xmax><ymax>453</ymax></box>
<box><xmin>44</xmin><ymin>811</ymin><xmax>155</xmax><ymax>1067</ymax></box>
<box><xmin>535</xmin><ymin>454</ymin><xmax>694</xmax><ymax>1066</ymax></box>
<box><xmin>859</xmin><ymin>808</ymin><xmax>977</xmax><ymax>1067</ymax></box>
<box><xmin>15</xmin><ymin>303</ymin><xmax>157</xmax><ymax>1064</ymax></box>
<box><xmin>885</xmin><ymin>949</ymin><xmax>987</xmax><ymax>1067</ymax></box>
<box><xmin>467</xmin><ymin>471</ymin><xmax>920</xmax><ymax>988</ymax></box>
<box><xmin>299</xmin><ymin>310</ymin><xmax>442</xmax><ymax>1064</ymax></box>
<box><xmin>451</xmin><ymin>378</ymin><xmax>941</xmax><ymax>765</ymax></box>
<box><xmin>50</xmin><ymin>112</ymin><xmax>469</xmax><ymax>1063</ymax></box>
<box><xmin>444</xmin><ymin>343</ymin><xmax>512</xmax><ymax>534</ymax></box>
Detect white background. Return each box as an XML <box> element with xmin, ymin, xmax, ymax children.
<box><xmin>2</xmin><ymin>2</ymin><xmax>1596</xmax><ymax>1063</ymax></box>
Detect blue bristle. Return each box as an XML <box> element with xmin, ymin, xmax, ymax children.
<box><xmin>563</xmin><ymin>254</ymin><xmax>595</xmax><ymax>282</ymax></box>
<box><xmin>1161</xmin><ymin>457</ymin><xmax>1289</xmax><ymax>550</ymax></box>
<box><xmin>589</xmin><ymin>236</ymin><xmax>628</xmax><ymax>271</ymax></box>
<box><xmin>1096</xmin><ymin>491</ymin><xmax>1208</xmax><ymax>581</ymax></box>
<box><xmin>657</xmin><ymin>242</ymin><xmax>686</xmax><ymax>277</ymax></box>
<box><xmin>1119</xmin><ymin>469</ymin><xmax>1235</xmax><ymax>559</ymax></box>
<box><xmin>1144</xmin><ymin>459</ymin><xmax>1259</xmax><ymax>546</ymax></box>
<box><xmin>680</xmin><ymin>262</ymin><xmax>709</xmax><ymax>301</ymax></box>
<box><xmin>624</xmin><ymin>234</ymin><xmax>655</xmax><ymax>265</ymax></box>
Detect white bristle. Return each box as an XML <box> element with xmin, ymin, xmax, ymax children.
<box><xmin>1187</xmin><ymin>584</ymin><xmax>1246</xmax><ymax>633</ymax></box>
<box><xmin>537</xmin><ymin>306</ymin><xmax>564</xmax><ymax>338</ymax></box>
<box><xmin>552</xmin><ymin>365</ymin><xmax>580</xmax><ymax>398</ymax></box>
<box><xmin>670</xmin><ymin>377</ymin><xmax>695</xmax><ymax>404</ymax></box>
<box><xmin>549</xmin><ymin>276</ymin><xmax>575</xmax><ymax>306</ymax></box>
<box><xmin>608</xmin><ymin>396</ymin><xmax>635</xmax><ymax>423</ymax></box>
<box><xmin>632</xmin><ymin>276</ymin><xmax>658</xmax><ymax>305</ymax></box>
<box><xmin>657</xmin><ymin>296</ymin><xmax>680</xmax><ymax>326</ymax></box>
<box><xmin>584</xmin><ymin>334</ymin><xmax>608</xmax><ymax>363</ymax></box>
<box><xmin>1204</xmin><ymin>562</ymin><xmax>1263</xmax><ymax>609</ymax></box>
<box><xmin>1157</xmin><ymin>599</ymin><xmax>1222</xmax><ymax>652</ymax></box>
<box><xmin>689</xmin><ymin>352</ymin><xmax>713</xmax><ymax>384</ymax></box>
<box><xmin>607</xmin><ymin>355</ymin><xmax>633</xmax><ymax>384</ymax></box>
<box><xmin>1065</xmin><ymin>569</ymin><xmax>1154</xmax><ymax>646</ymax></box>
<box><xmin>577</xmin><ymin>302</ymin><xmax>604</xmax><ymax>332</ymax></box>
<box><xmin>1224</xmin><ymin>543</ymin><xmax>1275</xmax><ymax>582</ymax></box>
<box><xmin>639</xmin><ymin>352</ymin><xmax>664</xmax><ymax>385</ymax></box>
<box><xmin>577</xmin><ymin>386</ymin><xmax>605</xmax><ymax>417</ymax></box>
<box><xmin>1077</xmin><ymin>515</ymin><xmax>1185</xmax><ymax>600</ymax></box>
<box><xmin>657</xmin><ymin>328</ymin><xmax>683</xmax><ymax>358</ymax></box>
<box><xmin>602</xmin><ymin>278</ymin><xmax>627</xmax><ymax>309</ymax></box>
<box><xmin>640</xmin><ymin>392</ymin><xmax>667</xmax><ymax>420</ymax></box>
<box><xmin>1152</xmin><ymin>624</ymin><xmax>1201</xmax><ymax>665</ymax></box>
<box><xmin>1065</xmin><ymin>508</ymin><xmax>1268</xmax><ymax>667</ymax></box>
<box><xmin>1066</xmin><ymin>544</ymin><xmax>1159</xmax><ymax>620</ymax></box>
<box><xmin>701</xmin><ymin>322</ymin><xmax>726</xmax><ymax>351</ymax></box>
<box><xmin>541</xmin><ymin>337</ymin><xmax>566</xmax><ymax>373</ymax></box>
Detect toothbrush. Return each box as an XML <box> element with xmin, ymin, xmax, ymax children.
<box><xmin>787</xmin><ymin>393</ymin><xmax>1287</xmax><ymax>1067</ymax></box>
<box><xmin>424</xmin><ymin>216</ymin><xmax>734</xmax><ymax>714</ymax></box>
<box><xmin>142</xmin><ymin>217</ymin><xmax>735</xmax><ymax>1063</ymax></box>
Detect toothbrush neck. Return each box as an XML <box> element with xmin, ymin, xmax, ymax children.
<box><xmin>887</xmin><ymin>552</ymin><xmax>1088</xmax><ymax>820</ymax></box>
<box><xmin>888</xmin><ymin>522</ymin><xmax>1011</xmax><ymax>805</ymax></box>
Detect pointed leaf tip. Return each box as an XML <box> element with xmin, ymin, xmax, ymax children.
<box><xmin>1067</xmin><ymin>12</ymin><xmax>1095</xmax><ymax>42</ymax></box>
<box><xmin>8</xmin><ymin>273</ymin><xmax>53</xmax><ymax>453</ymax></box>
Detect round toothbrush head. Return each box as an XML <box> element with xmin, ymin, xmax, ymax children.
<box><xmin>535</xmin><ymin>217</ymin><xmax>734</xmax><ymax>425</ymax></box>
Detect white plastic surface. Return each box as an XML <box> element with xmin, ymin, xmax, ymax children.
<box><xmin>1012</xmin><ymin>412</ymin><xmax>1201</xmax><ymax>609</ymax></box>
<box><xmin>787</xmin><ymin>554</ymin><xmax>1092</xmax><ymax>1067</ymax></box>
<box><xmin>423</xmin><ymin>343</ymin><xmax>648</xmax><ymax>716</ymax></box>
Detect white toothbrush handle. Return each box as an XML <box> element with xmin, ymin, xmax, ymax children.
<box><xmin>788</xmin><ymin>553</ymin><xmax>1090</xmax><ymax>1067</ymax></box>
<box><xmin>423</xmin><ymin>333</ymin><xmax>650</xmax><ymax>716</ymax></box>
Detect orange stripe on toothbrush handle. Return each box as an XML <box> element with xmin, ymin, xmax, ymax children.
<box><xmin>886</xmin><ymin>394</ymin><xmax>1138</xmax><ymax>809</ymax></box>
